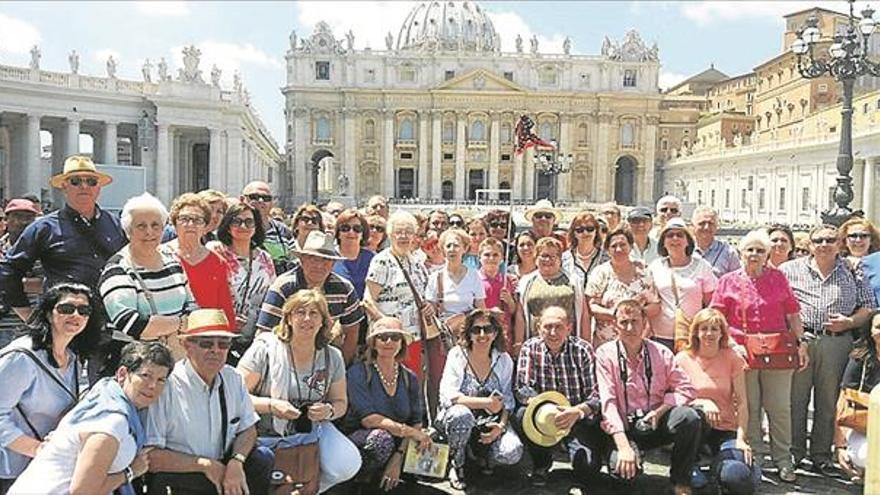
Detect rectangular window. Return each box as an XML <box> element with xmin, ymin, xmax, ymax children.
<box><xmin>315</xmin><ymin>61</ymin><xmax>330</xmax><ymax>81</ymax></box>
<box><xmin>758</xmin><ymin>188</ymin><xmax>766</xmax><ymax>210</ymax></box>
<box><xmin>741</xmin><ymin>189</ymin><xmax>747</xmax><ymax>209</ymax></box>
<box><xmin>623</xmin><ymin>69</ymin><xmax>636</xmax><ymax>87</ymax></box>
<box><xmin>443</xmin><ymin>152</ymin><xmax>454</xmax><ymax>161</ymax></box>
<box><xmin>500</xmin><ymin>153</ymin><xmax>511</xmax><ymax>161</ymax></box>
<box><xmin>444</xmin><ymin>70</ymin><xmax>455</xmax><ymax>81</ymax></box>
<box><xmin>399</xmin><ymin>152</ymin><xmax>413</xmax><ymax>160</ymax></box>
<box><xmin>779</xmin><ymin>187</ymin><xmax>786</xmax><ymax>211</ymax></box>
<box><xmin>697</xmin><ymin>190</ymin><xmax>703</xmax><ymax>205</ymax></box>
<box><xmin>801</xmin><ymin>187</ymin><xmax>810</xmax><ymax>211</ymax></box>
<box><xmin>400</xmin><ymin>67</ymin><xmax>416</xmax><ymax>83</ymax></box>
<box><xmin>503</xmin><ymin>71</ymin><xmax>514</xmax><ymax>81</ymax></box>
<box><xmin>710</xmin><ymin>190</ymin><xmax>716</xmax><ymax>207</ymax></box>
<box><xmin>725</xmin><ymin>189</ymin><xmax>731</xmax><ymax>208</ymax></box>
<box><xmin>747</xmin><ymin>176</ymin><xmax>754</xmax><ymax>191</ymax></box>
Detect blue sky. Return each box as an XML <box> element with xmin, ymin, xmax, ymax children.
<box><xmin>0</xmin><ymin>1</ymin><xmax>854</xmax><ymax>142</ymax></box>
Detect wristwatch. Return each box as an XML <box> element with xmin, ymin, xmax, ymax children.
<box><xmin>123</xmin><ymin>466</ymin><xmax>135</xmax><ymax>484</ymax></box>
<box><xmin>230</xmin><ymin>452</ymin><xmax>248</xmax><ymax>464</ymax></box>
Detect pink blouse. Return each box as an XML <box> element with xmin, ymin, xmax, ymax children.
<box><xmin>710</xmin><ymin>267</ymin><xmax>800</xmax><ymax>345</ymax></box>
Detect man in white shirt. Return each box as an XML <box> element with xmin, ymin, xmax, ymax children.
<box><xmin>145</xmin><ymin>310</ymin><xmax>271</xmax><ymax>495</ymax></box>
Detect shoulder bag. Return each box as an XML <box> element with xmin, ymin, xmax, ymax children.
<box><xmin>740</xmin><ymin>276</ymin><xmax>798</xmax><ymax>369</ymax></box>
<box><xmin>838</xmin><ymin>361</ymin><xmax>870</xmax><ymax>433</ymax></box>
<box><xmin>669</xmin><ymin>260</ymin><xmax>691</xmax><ymax>353</ymax></box>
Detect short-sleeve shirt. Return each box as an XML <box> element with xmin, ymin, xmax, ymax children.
<box><xmin>674</xmin><ymin>348</ymin><xmax>745</xmax><ymax>432</ymax></box>
<box><xmin>345</xmin><ymin>362</ymin><xmax>424</xmax><ymax>432</ymax></box>
<box><xmin>519</xmin><ymin>272</ymin><xmax>575</xmax><ymax>338</ymax></box>
<box><xmin>425</xmin><ymin>267</ymin><xmax>486</xmax><ymax>318</ymax></box>
<box><xmin>649</xmin><ymin>256</ymin><xmax>718</xmax><ymax>340</ymax></box>
<box><xmin>9</xmin><ymin>413</ymin><xmax>136</xmax><ymax>494</ymax></box>
<box><xmin>695</xmin><ymin>240</ymin><xmax>742</xmax><ymax>279</ymax></box>
<box><xmin>365</xmin><ymin>249</ymin><xmax>429</xmax><ymax>339</ymax></box>
<box><xmin>145</xmin><ymin>361</ymin><xmax>259</xmax><ymax>460</ymax></box>
<box><xmin>586</xmin><ymin>260</ymin><xmax>659</xmax><ymax>348</ymax></box>
<box><xmin>710</xmin><ymin>268</ymin><xmax>800</xmax><ymax>344</ymax></box>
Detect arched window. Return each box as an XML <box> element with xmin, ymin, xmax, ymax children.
<box><xmin>364</xmin><ymin>119</ymin><xmax>375</xmax><ymax>140</ymax></box>
<box><xmin>316</xmin><ymin>116</ymin><xmax>331</xmax><ymax>142</ymax></box>
<box><xmin>578</xmin><ymin>123</ymin><xmax>588</xmax><ymax>144</ymax></box>
<box><xmin>442</xmin><ymin>180</ymin><xmax>454</xmax><ymax>200</ymax></box>
<box><xmin>443</xmin><ymin>121</ymin><xmax>455</xmax><ymax>143</ymax></box>
<box><xmin>539</xmin><ymin>122</ymin><xmax>553</xmax><ymax>141</ymax></box>
<box><xmin>501</xmin><ymin>123</ymin><xmax>512</xmax><ymax>144</ymax></box>
<box><xmin>398</xmin><ymin>118</ymin><xmax>414</xmax><ymax>141</ymax></box>
<box><xmin>470</xmin><ymin>120</ymin><xmax>485</xmax><ymax>141</ymax></box>
<box><xmin>621</xmin><ymin>122</ymin><xmax>634</xmax><ymax>147</ymax></box>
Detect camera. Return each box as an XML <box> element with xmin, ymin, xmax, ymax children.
<box><xmin>627</xmin><ymin>409</ymin><xmax>653</xmax><ymax>433</ymax></box>
<box><xmin>292</xmin><ymin>402</ymin><xmax>314</xmax><ymax>434</ymax></box>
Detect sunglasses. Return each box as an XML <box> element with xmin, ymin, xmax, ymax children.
<box><xmin>533</xmin><ymin>212</ymin><xmax>555</xmax><ymax>220</ymax></box>
<box><xmin>338</xmin><ymin>224</ymin><xmax>363</xmax><ymax>234</ymax></box>
<box><xmin>68</xmin><ymin>176</ymin><xmax>99</xmax><ymax>187</ymax></box>
<box><xmin>811</xmin><ymin>237</ymin><xmax>838</xmax><ymax>245</ymax></box>
<box><xmin>299</xmin><ymin>216</ymin><xmax>321</xmax><ymax>225</ymax></box>
<box><xmin>231</xmin><ymin>217</ymin><xmax>256</xmax><ymax>228</ymax></box>
<box><xmin>488</xmin><ymin>221</ymin><xmax>506</xmax><ymax>229</ymax></box>
<box><xmin>449</xmin><ymin>220</ymin><xmax>464</xmax><ymax>228</ymax></box>
<box><xmin>794</xmin><ymin>248</ymin><xmax>811</xmax><ymax>255</ymax></box>
<box><xmin>376</xmin><ymin>333</ymin><xmax>403</xmax><ymax>343</ymax></box>
<box><xmin>193</xmin><ymin>338</ymin><xmax>232</xmax><ymax>350</ymax></box>
<box><xmin>246</xmin><ymin>193</ymin><xmax>273</xmax><ymax>203</ymax></box>
<box><xmin>574</xmin><ymin>226</ymin><xmax>596</xmax><ymax>234</ymax></box>
<box><xmin>468</xmin><ymin>324</ymin><xmax>497</xmax><ymax>336</ymax></box>
<box><xmin>665</xmin><ymin>231</ymin><xmax>687</xmax><ymax>239</ymax></box>
<box><xmin>177</xmin><ymin>215</ymin><xmax>206</xmax><ymax>226</ymax></box>
<box><xmin>848</xmin><ymin>232</ymin><xmax>871</xmax><ymax>240</ymax></box>
<box><xmin>55</xmin><ymin>303</ymin><xmax>92</xmax><ymax>316</ymax></box>
<box><xmin>659</xmin><ymin>207</ymin><xmax>679</xmax><ymax>214</ymax></box>
<box><xmin>328</xmin><ymin>210</ymin><xmax>343</xmax><ymax>216</ymax></box>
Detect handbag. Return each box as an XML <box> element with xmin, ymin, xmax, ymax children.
<box><xmin>838</xmin><ymin>362</ymin><xmax>870</xmax><ymax>433</ymax></box>
<box><xmin>668</xmin><ymin>261</ymin><xmax>691</xmax><ymax>353</ymax></box>
<box><xmin>740</xmin><ymin>277</ymin><xmax>798</xmax><ymax>369</ymax></box>
<box><xmin>270</xmin><ymin>442</ymin><xmax>320</xmax><ymax>495</ymax></box>
<box><xmin>402</xmin><ymin>438</ymin><xmax>450</xmax><ymax>479</ymax></box>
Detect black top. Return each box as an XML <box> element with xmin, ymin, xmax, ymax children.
<box><xmin>840</xmin><ymin>356</ymin><xmax>880</xmax><ymax>392</ymax></box>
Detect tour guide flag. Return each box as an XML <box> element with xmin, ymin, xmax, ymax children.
<box><xmin>514</xmin><ymin>114</ymin><xmax>555</xmax><ymax>155</ymax></box>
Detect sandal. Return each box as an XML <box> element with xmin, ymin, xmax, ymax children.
<box><xmin>450</xmin><ymin>465</ymin><xmax>467</xmax><ymax>490</ymax></box>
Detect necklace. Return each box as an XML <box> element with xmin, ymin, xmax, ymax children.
<box><xmin>373</xmin><ymin>362</ymin><xmax>399</xmax><ymax>390</ymax></box>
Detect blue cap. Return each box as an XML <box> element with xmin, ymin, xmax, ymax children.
<box><xmin>627</xmin><ymin>206</ymin><xmax>653</xmax><ymax>221</ymax></box>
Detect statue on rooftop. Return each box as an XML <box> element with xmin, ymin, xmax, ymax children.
<box><xmin>68</xmin><ymin>50</ymin><xmax>79</xmax><ymax>74</ymax></box>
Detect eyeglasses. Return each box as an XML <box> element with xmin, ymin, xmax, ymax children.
<box><xmin>328</xmin><ymin>210</ymin><xmax>343</xmax><ymax>216</ymax></box>
<box><xmin>538</xmin><ymin>253</ymin><xmax>560</xmax><ymax>260</ymax></box>
<box><xmin>338</xmin><ymin>224</ymin><xmax>363</xmax><ymax>234</ymax></box>
<box><xmin>665</xmin><ymin>231</ymin><xmax>687</xmax><ymax>239</ymax></box>
<box><xmin>533</xmin><ymin>212</ymin><xmax>555</xmax><ymax>221</ymax></box>
<box><xmin>574</xmin><ymin>226</ymin><xmax>596</xmax><ymax>234</ymax></box>
<box><xmin>488</xmin><ymin>221</ymin><xmax>506</xmax><ymax>229</ymax></box>
<box><xmin>192</xmin><ymin>338</ymin><xmax>232</xmax><ymax>350</ymax></box>
<box><xmin>246</xmin><ymin>193</ymin><xmax>273</xmax><ymax>203</ymax></box>
<box><xmin>376</xmin><ymin>333</ymin><xmax>403</xmax><ymax>343</ymax></box>
<box><xmin>659</xmin><ymin>207</ymin><xmax>679</xmax><ymax>214</ymax></box>
<box><xmin>468</xmin><ymin>324</ymin><xmax>497</xmax><ymax>336</ymax></box>
<box><xmin>848</xmin><ymin>232</ymin><xmax>871</xmax><ymax>240</ymax></box>
<box><xmin>370</xmin><ymin>225</ymin><xmax>385</xmax><ymax>233</ymax></box>
<box><xmin>177</xmin><ymin>215</ymin><xmax>206</xmax><ymax>226</ymax></box>
<box><xmin>68</xmin><ymin>176</ymin><xmax>99</xmax><ymax>187</ymax></box>
<box><xmin>743</xmin><ymin>247</ymin><xmax>766</xmax><ymax>254</ymax></box>
<box><xmin>231</xmin><ymin>217</ymin><xmax>256</xmax><ymax>229</ymax></box>
<box><xmin>811</xmin><ymin>237</ymin><xmax>838</xmax><ymax>245</ymax></box>
<box><xmin>55</xmin><ymin>303</ymin><xmax>92</xmax><ymax>316</ymax></box>
<box><xmin>794</xmin><ymin>248</ymin><xmax>811</xmax><ymax>255</ymax></box>
<box><xmin>299</xmin><ymin>216</ymin><xmax>321</xmax><ymax>225</ymax></box>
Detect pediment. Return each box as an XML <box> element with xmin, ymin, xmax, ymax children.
<box><xmin>434</xmin><ymin>69</ymin><xmax>526</xmax><ymax>93</ymax></box>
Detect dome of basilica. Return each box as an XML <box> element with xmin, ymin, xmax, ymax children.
<box><xmin>396</xmin><ymin>1</ymin><xmax>498</xmax><ymax>52</ymax></box>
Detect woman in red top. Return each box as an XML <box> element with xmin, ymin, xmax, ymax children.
<box><xmin>162</xmin><ymin>193</ymin><xmax>235</xmax><ymax>332</ymax></box>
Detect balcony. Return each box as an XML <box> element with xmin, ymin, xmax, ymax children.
<box><xmin>396</xmin><ymin>139</ymin><xmax>417</xmax><ymax>148</ymax></box>
<box><xmin>467</xmin><ymin>140</ymin><xmax>487</xmax><ymax>149</ymax></box>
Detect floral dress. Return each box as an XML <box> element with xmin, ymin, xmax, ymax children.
<box><xmin>207</xmin><ymin>242</ymin><xmax>276</xmax><ymax>339</ymax></box>
<box><xmin>585</xmin><ymin>259</ymin><xmax>659</xmax><ymax>348</ymax></box>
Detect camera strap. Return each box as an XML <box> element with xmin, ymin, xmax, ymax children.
<box><xmin>616</xmin><ymin>341</ymin><xmax>652</xmax><ymax>418</ymax></box>
<box><xmin>218</xmin><ymin>375</ymin><xmax>228</xmax><ymax>454</ymax></box>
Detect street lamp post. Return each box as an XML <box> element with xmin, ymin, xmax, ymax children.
<box><xmin>791</xmin><ymin>0</ymin><xmax>878</xmax><ymax>225</ymax></box>
<box><xmin>532</xmin><ymin>139</ymin><xmax>573</xmax><ymax>202</ymax></box>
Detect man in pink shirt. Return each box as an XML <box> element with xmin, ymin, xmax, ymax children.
<box><xmin>595</xmin><ymin>299</ymin><xmax>699</xmax><ymax>495</ymax></box>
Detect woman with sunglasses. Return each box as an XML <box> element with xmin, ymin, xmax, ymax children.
<box><xmin>345</xmin><ymin>317</ymin><xmax>430</xmax><ymax>493</ymax></box>
<box><xmin>8</xmin><ymin>341</ymin><xmax>173</xmax><ymax>495</ymax></box>
<box><xmin>333</xmin><ymin>209</ymin><xmax>374</xmax><ymax>300</ymax></box>
<box><xmin>365</xmin><ymin>215</ymin><xmax>387</xmax><ymax>253</ymax></box>
<box><xmin>238</xmin><ymin>289</ymin><xmax>361</xmax><ymax>493</ymax></box>
<box><xmin>562</xmin><ymin>212</ymin><xmax>608</xmax><ymax>292</ymax></box>
<box><xmin>767</xmin><ymin>224</ymin><xmax>795</xmax><ymax>269</ymax></box>
<box><xmin>207</xmin><ymin>201</ymin><xmax>277</xmax><ymax>359</ymax></box>
<box><xmin>292</xmin><ymin>204</ymin><xmax>326</xmax><ymax>253</ymax></box>
<box><xmin>162</xmin><ymin>194</ymin><xmax>235</xmax><ymax>336</ymax></box>
<box><xmin>838</xmin><ymin>217</ymin><xmax>880</xmax><ymax>269</ymax></box>
<box><xmin>0</xmin><ymin>283</ymin><xmax>103</xmax><ymax>493</ymax></box>
<box><xmin>100</xmin><ymin>193</ymin><xmax>197</xmax><ymax>363</ymax></box>
<box><xmin>437</xmin><ymin>310</ymin><xmax>522</xmax><ymax>489</ymax></box>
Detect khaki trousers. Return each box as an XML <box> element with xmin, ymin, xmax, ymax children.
<box><xmin>745</xmin><ymin>368</ymin><xmax>794</xmax><ymax>468</ymax></box>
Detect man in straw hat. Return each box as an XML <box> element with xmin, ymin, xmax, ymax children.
<box><xmin>145</xmin><ymin>309</ymin><xmax>272</xmax><ymax>495</ymax></box>
<box><xmin>0</xmin><ymin>155</ymin><xmax>126</xmax><ymax>322</ymax></box>
<box><xmin>524</xmin><ymin>199</ymin><xmax>560</xmax><ymax>240</ymax></box>
<box><xmin>256</xmin><ymin>230</ymin><xmax>364</xmax><ymax>364</ymax></box>
<box><xmin>594</xmin><ymin>298</ymin><xmax>699</xmax><ymax>495</ymax></box>
<box><xmin>513</xmin><ymin>305</ymin><xmax>603</xmax><ymax>487</ymax></box>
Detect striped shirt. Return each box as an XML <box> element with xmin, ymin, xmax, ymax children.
<box><xmin>99</xmin><ymin>247</ymin><xmax>197</xmax><ymax>340</ymax></box>
<box><xmin>255</xmin><ymin>265</ymin><xmax>364</xmax><ymax>334</ymax></box>
<box><xmin>695</xmin><ymin>239</ymin><xmax>742</xmax><ymax>279</ymax></box>
<box><xmin>780</xmin><ymin>256</ymin><xmax>876</xmax><ymax>333</ymax></box>
<box><xmin>515</xmin><ymin>335</ymin><xmax>598</xmax><ymax>410</ymax></box>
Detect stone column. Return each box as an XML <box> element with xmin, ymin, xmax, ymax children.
<box><xmin>226</xmin><ymin>129</ymin><xmax>243</xmax><ymax>195</ymax></box>
<box><xmin>209</xmin><ymin>127</ymin><xmax>224</xmax><ymax>190</ymax></box>
<box><xmin>512</xmin><ymin>150</ymin><xmax>523</xmax><ymax>201</ymax></box>
<box><xmin>343</xmin><ymin>109</ymin><xmax>357</xmax><ymax>199</ymax></box>
<box><xmin>102</xmin><ymin>121</ymin><xmax>118</xmax><ymax>164</ymax></box>
<box><xmin>524</xmin><ymin>147</ymin><xmax>535</xmax><ymax>201</ymax></box>
<box><xmin>155</xmin><ymin>123</ymin><xmax>171</xmax><ymax>203</ymax></box>
<box><xmin>418</xmin><ymin>111</ymin><xmax>429</xmax><ymax>199</ymax></box>
<box><xmin>863</xmin><ymin>156</ymin><xmax>878</xmax><ymax>220</ymax></box>
<box><xmin>383</xmin><ymin>110</ymin><xmax>395</xmax><ymax>198</ymax></box>
<box><xmin>455</xmin><ymin>113</ymin><xmax>466</xmax><ymax>199</ymax></box>
<box><xmin>24</xmin><ymin>114</ymin><xmax>42</xmax><ymax>196</ymax></box>
<box><xmin>65</xmin><ymin>117</ymin><xmax>80</xmax><ymax>158</ymax></box>
<box><xmin>431</xmin><ymin>110</ymin><xmax>442</xmax><ymax>198</ymax></box>
<box><xmin>558</xmin><ymin>114</ymin><xmax>571</xmax><ymax>202</ymax></box>
<box><xmin>489</xmin><ymin>113</ymin><xmax>500</xmax><ymax>199</ymax></box>
<box><xmin>293</xmin><ymin>109</ymin><xmax>308</xmax><ymax>200</ymax></box>
<box><xmin>595</xmin><ymin>112</ymin><xmax>612</xmax><ymax>202</ymax></box>
<box><xmin>641</xmin><ymin>115</ymin><xmax>658</xmax><ymax>204</ymax></box>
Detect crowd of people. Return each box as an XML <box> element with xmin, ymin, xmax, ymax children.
<box><xmin>0</xmin><ymin>155</ymin><xmax>878</xmax><ymax>494</ymax></box>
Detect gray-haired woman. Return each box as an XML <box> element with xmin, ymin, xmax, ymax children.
<box><xmin>99</xmin><ymin>193</ymin><xmax>197</xmax><ymax>363</ymax></box>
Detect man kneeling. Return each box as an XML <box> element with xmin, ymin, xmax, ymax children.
<box><xmin>144</xmin><ymin>309</ymin><xmax>272</xmax><ymax>494</ymax></box>
<box><xmin>595</xmin><ymin>299</ymin><xmax>700</xmax><ymax>495</ymax></box>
